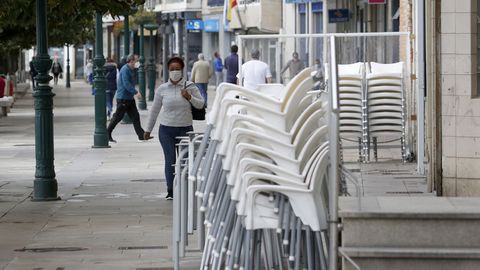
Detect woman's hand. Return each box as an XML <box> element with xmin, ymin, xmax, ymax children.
<box><xmin>144</xmin><ymin>131</ymin><xmax>154</xmax><ymax>140</ymax></box>
<box><xmin>181</xmin><ymin>89</ymin><xmax>192</xmax><ymax>101</ymax></box>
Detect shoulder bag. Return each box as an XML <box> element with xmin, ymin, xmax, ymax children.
<box><xmin>184</xmin><ymin>81</ymin><xmax>206</xmax><ymax>121</ymax></box>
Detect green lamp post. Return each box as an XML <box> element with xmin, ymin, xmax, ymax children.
<box><xmin>137</xmin><ymin>22</ymin><xmax>146</xmax><ymax>110</ymax></box>
<box><xmin>92</xmin><ymin>12</ymin><xmax>110</xmax><ymax>148</ymax></box>
<box><xmin>145</xmin><ymin>23</ymin><xmax>158</xmax><ymax>102</ymax></box>
<box><xmin>32</xmin><ymin>0</ymin><xmax>59</xmax><ymax>201</ymax></box>
<box><xmin>66</xmin><ymin>44</ymin><xmax>71</xmax><ymax>88</ymax></box>
<box><xmin>121</xmin><ymin>14</ymin><xmax>133</xmax><ymax>124</ymax></box>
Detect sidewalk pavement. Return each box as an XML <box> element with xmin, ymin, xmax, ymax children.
<box><xmin>0</xmin><ymin>81</ymin><xmax>203</xmax><ymax>269</ymax></box>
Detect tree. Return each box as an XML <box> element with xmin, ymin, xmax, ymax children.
<box><xmin>0</xmin><ymin>0</ymin><xmax>144</xmax><ymax>72</ymax></box>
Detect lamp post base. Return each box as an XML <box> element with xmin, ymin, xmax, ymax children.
<box><xmin>32</xmin><ymin>178</ymin><xmax>61</xmax><ymax>201</ymax></box>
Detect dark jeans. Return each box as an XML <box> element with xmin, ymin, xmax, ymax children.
<box><xmin>159</xmin><ymin>125</ymin><xmax>193</xmax><ymax>193</ymax></box>
<box><xmin>53</xmin><ymin>74</ymin><xmax>59</xmax><ymax>85</ymax></box>
<box><xmin>107</xmin><ymin>99</ymin><xmax>144</xmax><ymax>139</ymax></box>
<box><xmin>196</xmin><ymin>83</ymin><xmax>208</xmax><ymax>107</ymax></box>
<box><xmin>106</xmin><ymin>89</ymin><xmax>116</xmax><ymax>116</ymax></box>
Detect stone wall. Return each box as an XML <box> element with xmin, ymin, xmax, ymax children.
<box><xmin>441</xmin><ymin>0</ymin><xmax>480</xmax><ymax>196</ymax></box>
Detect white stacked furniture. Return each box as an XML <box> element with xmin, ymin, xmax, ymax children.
<box><xmin>337</xmin><ymin>62</ymin><xmax>365</xmax><ymax>162</ymax></box>
<box><xmin>366</xmin><ymin>62</ymin><xmax>406</xmax><ymax>162</ymax></box>
<box><xmin>173</xmin><ymin>68</ymin><xmax>332</xmax><ymax>270</ymax></box>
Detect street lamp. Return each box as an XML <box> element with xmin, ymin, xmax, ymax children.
<box><xmin>137</xmin><ymin>21</ymin><xmax>147</xmax><ymax>110</ymax></box>
<box><xmin>66</xmin><ymin>44</ymin><xmax>71</xmax><ymax>88</ymax></box>
<box><xmin>92</xmin><ymin>12</ymin><xmax>110</xmax><ymax>148</ymax></box>
<box><xmin>145</xmin><ymin>23</ymin><xmax>158</xmax><ymax>102</ymax></box>
<box><xmin>121</xmin><ymin>14</ymin><xmax>132</xmax><ymax>124</ymax></box>
<box><xmin>32</xmin><ymin>0</ymin><xmax>59</xmax><ymax>201</ymax></box>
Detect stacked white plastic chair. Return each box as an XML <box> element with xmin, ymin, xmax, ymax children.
<box><xmin>366</xmin><ymin>62</ymin><xmax>406</xmax><ymax>161</ymax></box>
<box><xmin>337</xmin><ymin>62</ymin><xmax>365</xmax><ymax>162</ymax></box>
<box><xmin>173</xmin><ymin>67</ymin><xmax>332</xmax><ymax>270</ymax></box>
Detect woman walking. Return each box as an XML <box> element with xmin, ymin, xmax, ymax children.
<box><xmin>144</xmin><ymin>57</ymin><xmax>204</xmax><ymax>200</ymax></box>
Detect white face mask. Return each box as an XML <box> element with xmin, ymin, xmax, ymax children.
<box><xmin>134</xmin><ymin>61</ymin><xmax>140</xmax><ymax>69</ymax></box>
<box><xmin>169</xmin><ymin>70</ymin><xmax>183</xmax><ymax>82</ymax></box>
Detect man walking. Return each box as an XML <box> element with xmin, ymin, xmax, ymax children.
<box><xmin>107</xmin><ymin>54</ymin><xmax>146</xmax><ymax>143</ymax></box>
<box><xmin>281</xmin><ymin>52</ymin><xmax>304</xmax><ymax>79</ymax></box>
<box><xmin>191</xmin><ymin>53</ymin><xmax>212</xmax><ymax>106</ymax></box>
<box><xmin>224</xmin><ymin>45</ymin><xmax>239</xmax><ymax>84</ymax></box>
<box><xmin>213</xmin><ymin>52</ymin><xmax>223</xmax><ymax>87</ymax></box>
<box><xmin>51</xmin><ymin>58</ymin><xmax>63</xmax><ymax>85</ymax></box>
<box><xmin>29</xmin><ymin>58</ymin><xmax>38</xmax><ymax>90</ymax></box>
<box><xmin>237</xmin><ymin>49</ymin><xmax>272</xmax><ymax>90</ymax></box>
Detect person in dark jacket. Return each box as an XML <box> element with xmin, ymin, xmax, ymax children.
<box><xmin>104</xmin><ymin>58</ymin><xmax>118</xmax><ymax>119</ymax></box>
<box><xmin>224</xmin><ymin>45</ymin><xmax>239</xmax><ymax>84</ymax></box>
<box><xmin>29</xmin><ymin>58</ymin><xmax>38</xmax><ymax>90</ymax></box>
<box><xmin>51</xmin><ymin>58</ymin><xmax>63</xmax><ymax>85</ymax></box>
<box><xmin>107</xmin><ymin>54</ymin><xmax>146</xmax><ymax>143</ymax></box>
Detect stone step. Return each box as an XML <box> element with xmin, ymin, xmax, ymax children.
<box><xmin>340</xmin><ymin>247</ymin><xmax>480</xmax><ymax>270</ymax></box>
<box><xmin>340</xmin><ymin>197</ymin><xmax>480</xmax><ymax>249</ymax></box>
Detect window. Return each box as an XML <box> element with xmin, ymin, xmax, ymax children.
<box><xmin>207</xmin><ymin>0</ymin><xmax>224</xmax><ymax>7</ymax></box>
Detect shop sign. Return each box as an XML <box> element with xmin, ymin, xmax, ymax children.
<box><xmin>186</xmin><ymin>20</ymin><xmax>203</xmax><ymax>32</ymax></box>
<box><xmin>328</xmin><ymin>9</ymin><xmax>349</xmax><ymax>23</ymax></box>
<box><xmin>204</xmin><ymin>19</ymin><xmax>220</xmax><ymax>32</ymax></box>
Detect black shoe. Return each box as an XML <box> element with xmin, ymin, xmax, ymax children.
<box><xmin>108</xmin><ymin>131</ymin><xmax>116</xmax><ymax>143</ymax></box>
<box><xmin>166</xmin><ymin>191</ymin><xmax>173</xmax><ymax>200</ymax></box>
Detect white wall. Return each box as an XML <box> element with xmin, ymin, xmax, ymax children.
<box><xmin>441</xmin><ymin>0</ymin><xmax>480</xmax><ymax>196</ymax></box>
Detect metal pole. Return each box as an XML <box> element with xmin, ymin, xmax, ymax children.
<box><xmin>162</xmin><ymin>22</ymin><xmax>169</xmax><ymax>83</ymax></box>
<box><xmin>123</xmin><ymin>15</ymin><xmax>130</xmax><ymax>62</ymax></box>
<box><xmin>92</xmin><ymin>12</ymin><xmax>110</xmax><ymax>148</ymax></box>
<box><xmin>66</xmin><ymin>45</ymin><xmax>71</xmax><ymax>88</ymax></box>
<box><xmin>32</xmin><ymin>0</ymin><xmax>59</xmax><ymax>201</ymax></box>
<box><xmin>146</xmin><ymin>24</ymin><xmax>157</xmax><ymax>101</ymax></box>
<box><xmin>416</xmin><ymin>0</ymin><xmax>426</xmax><ymax>175</ymax></box>
<box><xmin>328</xmin><ymin>36</ymin><xmax>339</xmax><ymax>270</ymax></box>
<box><xmin>323</xmin><ymin>0</ymin><xmax>328</xmax><ymax>65</ymax></box>
<box><xmin>138</xmin><ymin>23</ymin><xmax>147</xmax><ymax>110</ymax></box>
<box><xmin>122</xmin><ymin>15</ymin><xmax>133</xmax><ymax>124</ymax></box>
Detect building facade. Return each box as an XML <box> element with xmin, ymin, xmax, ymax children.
<box><xmin>433</xmin><ymin>0</ymin><xmax>480</xmax><ymax>196</ymax></box>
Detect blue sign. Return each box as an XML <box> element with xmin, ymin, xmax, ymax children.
<box><xmin>328</xmin><ymin>9</ymin><xmax>349</xmax><ymax>23</ymax></box>
<box><xmin>186</xmin><ymin>20</ymin><xmax>204</xmax><ymax>31</ymax></box>
<box><xmin>204</xmin><ymin>19</ymin><xmax>220</xmax><ymax>32</ymax></box>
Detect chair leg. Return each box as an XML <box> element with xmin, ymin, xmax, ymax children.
<box><xmin>288</xmin><ymin>216</ymin><xmax>297</xmax><ymax>270</ymax></box>
<box><xmin>244</xmin><ymin>229</ymin><xmax>254</xmax><ymax>270</ymax></box>
<box><xmin>315</xmin><ymin>231</ymin><xmax>328</xmax><ymax>270</ymax></box>
<box><xmin>358</xmin><ymin>137</ymin><xmax>363</xmax><ymax>162</ymax></box>
<box><xmin>294</xmin><ymin>219</ymin><xmax>302</xmax><ymax>270</ymax></box>
<box><xmin>306</xmin><ymin>227</ymin><xmax>314</xmax><ymax>270</ymax></box>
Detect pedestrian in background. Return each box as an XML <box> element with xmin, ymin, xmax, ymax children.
<box><xmin>191</xmin><ymin>53</ymin><xmax>212</xmax><ymax>106</ymax></box>
<box><xmin>107</xmin><ymin>54</ymin><xmax>146</xmax><ymax>143</ymax></box>
<box><xmin>224</xmin><ymin>45</ymin><xmax>239</xmax><ymax>84</ymax></box>
<box><xmin>51</xmin><ymin>59</ymin><xmax>63</xmax><ymax>85</ymax></box>
<box><xmin>237</xmin><ymin>49</ymin><xmax>272</xmax><ymax>90</ymax></box>
<box><xmin>104</xmin><ymin>58</ymin><xmax>118</xmax><ymax>120</ymax></box>
<box><xmin>85</xmin><ymin>59</ymin><xmax>93</xmax><ymax>82</ymax></box>
<box><xmin>144</xmin><ymin>57</ymin><xmax>204</xmax><ymax>200</ymax></box>
<box><xmin>29</xmin><ymin>58</ymin><xmax>38</xmax><ymax>90</ymax></box>
<box><xmin>213</xmin><ymin>52</ymin><xmax>223</xmax><ymax>87</ymax></box>
<box><xmin>281</xmin><ymin>51</ymin><xmax>304</xmax><ymax>79</ymax></box>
